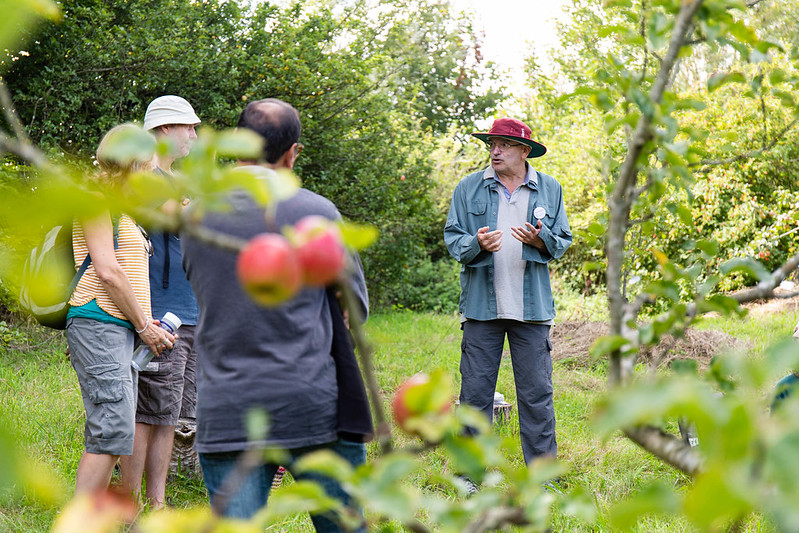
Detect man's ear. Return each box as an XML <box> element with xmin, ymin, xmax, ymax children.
<box><xmin>282</xmin><ymin>145</ymin><xmax>297</xmax><ymax>169</ymax></box>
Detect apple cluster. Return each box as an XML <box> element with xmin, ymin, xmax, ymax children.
<box><xmin>236</xmin><ymin>215</ymin><xmax>347</xmax><ymax>306</ymax></box>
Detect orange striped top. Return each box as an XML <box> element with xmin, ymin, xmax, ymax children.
<box><xmin>69</xmin><ymin>214</ymin><xmax>152</xmax><ymax>322</ymax></box>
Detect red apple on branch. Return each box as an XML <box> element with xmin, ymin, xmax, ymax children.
<box><xmin>290</xmin><ymin>215</ymin><xmax>346</xmax><ymax>286</ymax></box>
<box><xmin>392</xmin><ymin>372</ymin><xmax>453</xmax><ymax>440</ymax></box>
<box><xmin>237</xmin><ymin>233</ymin><xmax>302</xmax><ymax>306</ymax></box>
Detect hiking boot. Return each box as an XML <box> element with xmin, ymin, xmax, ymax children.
<box><xmin>542</xmin><ymin>479</ymin><xmax>564</xmax><ymax>494</ymax></box>
<box><xmin>455</xmin><ymin>475</ymin><xmax>480</xmax><ymax>496</ymax></box>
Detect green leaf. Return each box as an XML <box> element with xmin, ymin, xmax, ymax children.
<box><xmin>750</xmin><ymin>73</ymin><xmax>764</xmax><ymax>94</ymax></box>
<box><xmin>695</xmin><ymin>239</ymin><xmax>719</xmax><ymax>257</ymax></box>
<box><xmin>353</xmin><ymin>454</ymin><xmax>419</xmax><ymax>521</ymax></box>
<box><xmin>764</xmin><ymin>338</ymin><xmax>799</xmax><ymax>382</ymax></box>
<box><xmin>0</xmin><ymin>0</ymin><xmax>60</xmax><ymax>63</ymax></box>
<box><xmin>245</xmin><ymin>407</ymin><xmax>270</xmax><ymax>442</ymax></box>
<box><xmin>0</xmin><ymin>418</ymin><xmax>65</xmax><ymax>507</ymax></box>
<box><xmin>772</xmin><ymin>89</ymin><xmax>795</xmax><ymax>107</ymax></box>
<box><xmin>683</xmin><ymin>468</ymin><xmax>754</xmax><ymax>530</ymax></box>
<box><xmin>582</xmin><ymin>261</ymin><xmax>604</xmax><ymax>272</ymax></box>
<box><xmin>215</xmin><ymin>166</ymin><xmax>300</xmax><ymax>206</ymax></box>
<box><xmin>587</xmin><ymin>221</ymin><xmax>606</xmax><ymax>236</ymax></box>
<box><xmin>609</xmin><ymin>482</ymin><xmax>680</xmax><ymax>530</ymax></box>
<box><xmin>338</xmin><ymin>220</ymin><xmax>378</xmax><ymax>250</ymax></box>
<box><xmin>260</xmin><ymin>480</ymin><xmax>340</xmax><ymax>520</ymax></box>
<box><xmin>769</xmin><ymin>68</ymin><xmax>789</xmax><ymax>85</ymax></box>
<box><xmin>558</xmin><ymin>487</ymin><xmax>597</xmax><ymax>525</ymax></box>
<box><xmin>214</xmin><ymin>128</ymin><xmax>264</xmax><ymax>160</ymax></box>
<box><xmin>293</xmin><ymin>449</ymin><xmax>354</xmax><ymax>482</ymax></box>
<box><xmin>646</xmin><ymin>11</ymin><xmax>670</xmax><ymax>50</ymax></box>
<box><xmin>598</xmin><ymin>24</ymin><xmax>633</xmax><ymax>39</ymax></box>
<box><xmin>698</xmin><ymin>294</ymin><xmax>740</xmax><ymax>315</ymax></box>
<box><xmin>749</xmin><ymin>49</ymin><xmax>770</xmax><ymax>63</ymax></box>
<box><xmin>675</xmin><ymin>205</ymin><xmax>693</xmax><ymax>226</ymax></box>
<box><xmin>707</xmin><ymin>72</ymin><xmax>746</xmax><ymax>92</ymax></box>
<box><xmin>100</xmin><ymin>125</ymin><xmax>157</xmax><ymax>166</ymax></box>
<box><xmin>727</xmin><ymin>19</ymin><xmax>758</xmax><ymax>45</ymax></box>
<box><xmin>590</xmin><ymin>90</ymin><xmax>616</xmax><ymax>112</ymax></box>
<box><xmin>671</xmin><ymin>97</ymin><xmax>707</xmax><ymax>112</ymax></box>
<box><xmin>630</xmin><ymin>88</ymin><xmax>655</xmax><ymax>119</ymax></box>
<box><xmin>719</xmin><ymin>257</ymin><xmax>771</xmax><ymax>282</ymax></box>
<box><xmin>126</xmin><ymin>171</ymin><xmax>180</xmax><ymax>208</ymax></box>
<box><xmin>589</xmin><ymin>335</ymin><xmax>631</xmax><ymax>359</ymax></box>
<box><xmin>443</xmin><ymin>434</ymin><xmax>490</xmax><ymax>482</ymax></box>
<box><xmin>643</xmin><ymin>280</ymin><xmax>681</xmax><ymax>302</ymax></box>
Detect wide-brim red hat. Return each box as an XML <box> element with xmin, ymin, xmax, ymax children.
<box><xmin>471</xmin><ymin>117</ymin><xmax>547</xmax><ymax>158</ymax></box>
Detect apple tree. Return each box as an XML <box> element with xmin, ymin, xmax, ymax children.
<box><xmin>541</xmin><ymin>0</ymin><xmax>799</xmax><ymax>529</ymax></box>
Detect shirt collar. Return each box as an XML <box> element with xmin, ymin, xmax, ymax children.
<box><xmin>482</xmin><ymin>164</ymin><xmax>538</xmax><ymax>187</ymax></box>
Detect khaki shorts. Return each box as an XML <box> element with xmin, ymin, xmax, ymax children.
<box><xmin>66</xmin><ymin>318</ymin><xmax>137</xmax><ymax>455</ymax></box>
<box><xmin>136</xmin><ymin>325</ymin><xmax>197</xmax><ymax>425</ymax></box>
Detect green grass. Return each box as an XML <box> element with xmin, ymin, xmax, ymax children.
<box><xmin>1</xmin><ymin>299</ymin><xmax>795</xmax><ymax>532</ymax></box>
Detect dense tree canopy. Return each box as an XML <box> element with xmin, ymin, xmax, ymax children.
<box><xmin>2</xmin><ymin>0</ymin><xmax>501</xmax><ymax>309</ymax></box>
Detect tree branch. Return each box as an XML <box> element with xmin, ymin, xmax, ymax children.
<box><xmin>336</xmin><ymin>278</ymin><xmax>394</xmax><ymax>455</ymax></box>
<box><xmin>694</xmin><ymin>118</ymin><xmax>799</xmax><ymax>170</ymax></box>
<box><xmin>729</xmin><ymin>250</ymin><xmax>799</xmax><ymax>305</ymax></box>
<box><xmin>462</xmin><ymin>506</ymin><xmax>529</xmax><ymax>533</ymax></box>
<box><xmin>607</xmin><ymin>0</ymin><xmax>705</xmax><ymax>384</ymax></box>
<box><xmin>624</xmin><ymin>425</ymin><xmax>702</xmax><ymax>476</ymax></box>
<box><xmin>210</xmin><ymin>447</ymin><xmax>263</xmax><ymax>516</ymax></box>
<box><xmin>0</xmin><ymin>77</ymin><xmax>29</xmax><ymax>142</ymax></box>
<box><xmin>0</xmin><ymin>129</ymin><xmax>50</xmax><ymax>169</ymax></box>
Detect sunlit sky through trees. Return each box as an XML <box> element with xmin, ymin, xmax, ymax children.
<box><xmin>451</xmin><ymin>0</ymin><xmax>570</xmax><ymax>92</ymax></box>
<box><xmin>263</xmin><ymin>0</ymin><xmax>571</xmax><ymax>95</ymax></box>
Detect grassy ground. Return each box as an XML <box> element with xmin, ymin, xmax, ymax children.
<box><xmin>0</xmin><ymin>291</ymin><xmax>796</xmax><ymax>532</ymax></box>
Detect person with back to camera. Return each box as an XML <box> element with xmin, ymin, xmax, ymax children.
<box><xmin>65</xmin><ymin>123</ymin><xmax>174</xmax><ymax>494</ymax></box>
<box><xmin>444</xmin><ymin>117</ymin><xmax>572</xmax><ymax>490</ymax></box>
<box><xmin>181</xmin><ymin>97</ymin><xmax>371</xmax><ymax>531</ymax></box>
<box><xmin>118</xmin><ymin>95</ymin><xmax>202</xmax><ymax>509</ymax></box>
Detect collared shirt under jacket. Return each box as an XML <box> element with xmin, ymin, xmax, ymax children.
<box><xmin>444</xmin><ymin>165</ymin><xmax>572</xmax><ymax>322</ymax></box>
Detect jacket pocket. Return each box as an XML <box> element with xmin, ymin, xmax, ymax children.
<box><xmin>468</xmin><ymin>202</ymin><xmax>487</xmax><ymax>215</ymax></box>
<box><xmin>534</xmin><ymin>203</ymin><xmax>558</xmax><ymax>230</ymax></box>
<box><xmin>86</xmin><ymin>362</ymin><xmax>123</xmax><ymax>404</ymax></box>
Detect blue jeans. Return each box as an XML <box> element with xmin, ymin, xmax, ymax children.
<box><xmin>199</xmin><ymin>438</ymin><xmax>366</xmax><ymax>532</ymax></box>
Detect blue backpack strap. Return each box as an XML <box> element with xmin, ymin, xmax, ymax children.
<box><xmin>162</xmin><ymin>232</ymin><xmax>170</xmax><ymax>289</ymax></box>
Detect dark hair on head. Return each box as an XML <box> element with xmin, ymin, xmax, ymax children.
<box><xmin>237</xmin><ymin>98</ymin><xmax>301</xmax><ymax>164</ymax></box>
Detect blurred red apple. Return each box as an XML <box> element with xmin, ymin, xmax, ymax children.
<box><xmin>52</xmin><ymin>488</ymin><xmax>137</xmax><ymax>533</ymax></box>
<box><xmin>292</xmin><ymin>215</ymin><xmax>346</xmax><ymax>286</ymax></box>
<box><xmin>391</xmin><ymin>373</ymin><xmax>452</xmax><ymax>437</ymax></box>
<box><xmin>237</xmin><ymin>233</ymin><xmax>302</xmax><ymax>306</ymax></box>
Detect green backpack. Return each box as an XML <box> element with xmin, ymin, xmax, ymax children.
<box><xmin>18</xmin><ymin>223</ymin><xmax>92</xmax><ymax>330</ymax></box>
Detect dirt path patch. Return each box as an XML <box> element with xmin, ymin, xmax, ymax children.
<box><xmin>550</xmin><ymin>320</ymin><xmax>749</xmax><ymax>370</ymax></box>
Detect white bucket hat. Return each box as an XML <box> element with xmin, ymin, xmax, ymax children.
<box><xmin>143</xmin><ymin>95</ymin><xmax>201</xmax><ymax>131</ymax></box>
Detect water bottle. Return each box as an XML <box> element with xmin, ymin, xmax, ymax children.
<box><xmin>131</xmin><ymin>312</ymin><xmax>182</xmax><ymax>371</ymax></box>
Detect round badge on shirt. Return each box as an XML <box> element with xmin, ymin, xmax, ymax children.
<box><xmin>534</xmin><ymin>206</ymin><xmax>547</xmax><ymax>220</ymax></box>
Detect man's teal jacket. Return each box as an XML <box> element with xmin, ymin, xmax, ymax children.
<box><xmin>444</xmin><ymin>166</ymin><xmax>572</xmax><ymax>322</ymax></box>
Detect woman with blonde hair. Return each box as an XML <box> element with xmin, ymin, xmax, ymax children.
<box><xmin>66</xmin><ymin>123</ymin><xmax>174</xmax><ymax>494</ymax></box>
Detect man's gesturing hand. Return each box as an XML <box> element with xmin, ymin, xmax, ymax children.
<box><xmin>477</xmin><ymin>226</ymin><xmax>503</xmax><ymax>252</ymax></box>
<box><xmin>511</xmin><ymin>221</ymin><xmax>546</xmax><ymax>251</ymax></box>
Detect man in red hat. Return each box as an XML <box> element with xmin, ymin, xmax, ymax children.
<box><xmin>444</xmin><ymin>117</ymin><xmax>572</xmax><ymax>475</ymax></box>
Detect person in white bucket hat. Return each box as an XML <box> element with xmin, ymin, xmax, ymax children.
<box><xmin>119</xmin><ymin>95</ymin><xmax>201</xmax><ymax>509</ymax></box>
<box><xmin>142</xmin><ymin>95</ymin><xmax>200</xmax><ymax>171</ymax></box>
